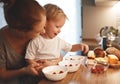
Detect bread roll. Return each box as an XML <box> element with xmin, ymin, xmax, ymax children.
<box><xmin>87</xmin><ymin>50</ymin><xmax>95</xmax><ymax>59</ymax></box>
<box><xmin>94</xmin><ymin>47</ymin><xmax>105</xmax><ymax>57</ymax></box>
<box><xmin>95</xmin><ymin>57</ymin><xmax>108</xmax><ymax>63</ymax></box>
<box><xmin>108</xmin><ymin>54</ymin><xmax>119</xmax><ymax>64</ymax></box>
<box><xmin>106</xmin><ymin>47</ymin><xmax>120</xmax><ymax>60</ymax></box>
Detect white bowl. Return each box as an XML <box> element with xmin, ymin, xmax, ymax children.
<box><xmin>63</xmin><ymin>55</ymin><xmax>86</xmax><ymax>65</ymax></box>
<box><xmin>58</xmin><ymin>60</ymin><xmax>81</xmax><ymax>72</ymax></box>
<box><xmin>42</xmin><ymin>65</ymin><xmax>68</xmax><ymax>81</ymax></box>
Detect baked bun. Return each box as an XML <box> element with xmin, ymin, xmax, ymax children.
<box><xmin>106</xmin><ymin>47</ymin><xmax>120</xmax><ymax>60</ymax></box>
<box><xmin>108</xmin><ymin>54</ymin><xmax>119</xmax><ymax>64</ymax></box>
<box><xmin>94</xmin><ymin>47</ymin><xmax>105</xmax><ymax>57</ymax></box>
<box><xmin>95</xmin><ymin>57</ymin><xmax>108</xmax><ymax>63</ymax></box>
<box><xmin>87</xmin><ymin>50</ymin><xmax>95</xmax><ymax>59</ymax></box>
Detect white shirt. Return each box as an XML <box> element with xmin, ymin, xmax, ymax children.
<box><xmin>25</xmin><ymin>35</ymin><xmax>72</xmax><ymax>60</ymax></box>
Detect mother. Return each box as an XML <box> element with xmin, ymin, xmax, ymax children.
<box><xmin>0</xmin><ymin>0</ymin><xmax>46</xmax><ymax>84</ymax></box>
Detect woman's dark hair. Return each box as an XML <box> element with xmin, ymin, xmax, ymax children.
<box><xmin>0</xmin><ymin>0</ymin><xmax>46</xmax><ymax>31</ymax></box>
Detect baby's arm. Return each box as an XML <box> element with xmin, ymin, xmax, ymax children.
<box><xmin>43</xmin><ymin>54</ymin><xmax>63</xmax><ymax>66</ymax></box>
<box><xmin>55</xmin><ymin>54</ymin><xmax>63</xmax><ymax>63</ymax></box>
<box><xmin>71</xmin><ymin>43</ymin><xmax>89</xmax><ymax>54</ymax></box>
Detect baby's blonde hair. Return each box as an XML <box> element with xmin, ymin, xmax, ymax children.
<box><xmin>44</xmin><ymin>3</ymin><xmax>67</xmax><ymax>20</ymax></box>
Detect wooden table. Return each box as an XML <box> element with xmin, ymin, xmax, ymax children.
<box><xmin>38</xmin><ymin>65</ymin><xmax>120</xmax><ymax>84</ymax></box>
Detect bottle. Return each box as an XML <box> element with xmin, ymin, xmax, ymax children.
<box><xmin>101</xmin><ymin>36</ymin><xmax>107</xmax><ymax>50</ymax></box>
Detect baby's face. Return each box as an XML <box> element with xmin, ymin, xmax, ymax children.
<box><xmin>45</xmin><ymin>16</ymin><xmax>66</xmax><ymax>39</ymax></box>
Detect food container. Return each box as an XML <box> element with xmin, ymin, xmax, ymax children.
<box><xmin>86</xmin><ymin>59</ymin><xmax>109</xmax><ymax>73</ymax></box>
<box><xmin>91</xmin><ymin>61</ymin><xmax>109</xmax><ymax>73</ymax></box>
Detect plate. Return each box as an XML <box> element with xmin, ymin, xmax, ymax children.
<box><xmin>109</xmin><ymin>61</ymin><xmax>120</xmax><ymax>69</ymax></box>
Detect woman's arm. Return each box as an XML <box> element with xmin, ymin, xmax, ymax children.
<box><xmin>0</xmin><ymin>64</ymin><xmax>39</xmax><ymax>80</ymax></box>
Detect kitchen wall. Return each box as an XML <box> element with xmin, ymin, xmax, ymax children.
<box><xmin>82</xmin><ymin>1</ymin><xmax>120</xmax><ymax>39</ymax></box>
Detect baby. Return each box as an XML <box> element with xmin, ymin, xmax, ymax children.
<box><xmin>25</xmin><ymin>3</ymin><xmax>89</xmax><ymax>68</ymax></box>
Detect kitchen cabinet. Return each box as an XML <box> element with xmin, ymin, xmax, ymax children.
<box><xmin>95</xmin><ymin>0</ymin><xmax>119</xmax><ymax>6</ymax></box>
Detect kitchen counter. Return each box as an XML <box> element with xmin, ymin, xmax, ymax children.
<box><xmin>38</xmin><ymin>65</ymin><xmax>120</xmax><ymax>84</ymax></box>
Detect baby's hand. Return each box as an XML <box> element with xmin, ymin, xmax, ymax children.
<box><xmin>36</xmin><ymin>60</ymin><xmax>45</xmax><ymax>64</ymax></box>
<box><xmin>80</xmin><ymin>43</ymin><xmax>89</xmax><ymax>54</ymax></box>
<box><xmin>35</xmin><ymin>60</ymin><xmax>46</xmax><ymax>71</ymax></box>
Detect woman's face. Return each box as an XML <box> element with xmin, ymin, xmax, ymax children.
<box><xmin>27</xmin><ymin>15</ymin><xmax>46</xmax><ymax>39</ymax></box>
<box><xmin>45</xmin><ymin>16</ymin><xmax>66</xmax><ymax>39</ymax></box>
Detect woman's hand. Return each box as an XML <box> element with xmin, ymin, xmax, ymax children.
<box><xmin>23</xmin><ymin>63</ymin><xmax>44</xmax><ymax>76</ymax></box>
